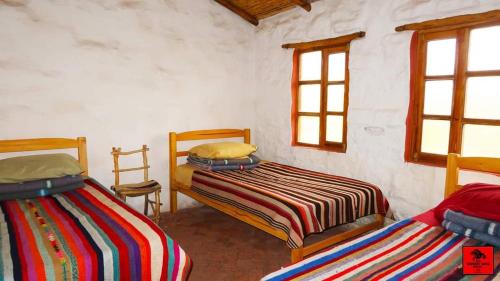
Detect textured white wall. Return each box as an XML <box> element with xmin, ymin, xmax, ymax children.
<box><xmin>0</xmin><ymin>0</ymin><xmax>255</xmax><ymax>211</ymax></box>
<box><xmin>2</xmin><ymin>0</ymin><xmax>500</xmax><ymax>217</ymax></box>
<box><xmin>252</xmin><ymin>0</ymin><xmax>500</xmax><ymax>219</ymax></box>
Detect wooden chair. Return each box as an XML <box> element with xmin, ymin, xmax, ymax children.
<box><xmin>111</xmin><ymin>145</ymin><xmax>162</xmax><ymax>224</ymax></box>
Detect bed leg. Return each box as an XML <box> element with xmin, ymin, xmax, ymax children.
<box><xmin>375</xmin><ymin>214</ymin><xmax>385</xmax><ymax>228</ymax></box>
<box><xmin>291</xmin><ymin>247</ymin><xmax>304</xmax><ymax>264</ymax></box>
<box><xmin>170</xmin><ymin>189</ymin><xmax>178</xmax><ymax>214</ymax></box>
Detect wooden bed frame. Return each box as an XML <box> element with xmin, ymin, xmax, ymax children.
<box><xmin>0</xmin><ymin>137</ymin><xmax>88</xmax><ymax>176</ymax></box>
<box><xmin>169</xmin><ymin>128</ymin><xmax>384</xmax><ymax>263</ymax></box>
<box><xmin>445</xmin><ymin>153</ymin><xmax>500</xmax><ymax>197</ymax></box>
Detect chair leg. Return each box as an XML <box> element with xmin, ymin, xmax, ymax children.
<box><xmin>154</xmin><ymin>190</ymin><xmax>161</xmax><ymax>224</ymax></box>
<box><xmin>117</xmin><ymin>192</ymin><xmax>126</xmax><ymax>202</ymax></box>
<box><xmin>144</xmin><ymin>194</ymin><xmax>149</xmax><ymax>216</ymax></box>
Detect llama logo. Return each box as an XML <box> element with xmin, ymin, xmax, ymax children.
<box><xmin>463</xmin><ymin>246</ymin><xmax>494</xmax><ymax>275</ymax></box>
<box><xmin>470</xmin><ymin>249</ymin><xmax>487</xmax><ymax>262</ymax></box>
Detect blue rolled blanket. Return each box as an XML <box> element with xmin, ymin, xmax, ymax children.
<box><xmin>444</xmin><ymin>209</ymin><xmax>500</xmax><ymax>237</ymax></box>
<box><xmin>442</xmin><ymin>219</ymin><xmax>500</xmax><ymax>247</ymax></box>
<box><xmin>0</xmin><ymin>175</ymin><xmax>84</xmax><ymax>201</ymax></box>
<box><xmin>442</xmin><ymin>209</ymin><xmax>500</xmax><ymax>247</ymax></box>
<box><xmin>0</xmin><ymin>175</ymin><xmax>83</xmax><ymax>194</ymax></box>
<box><xmin>187</xmin><ymin>154</ymin><xmax>261</xmax><ymax>171</ymax></box>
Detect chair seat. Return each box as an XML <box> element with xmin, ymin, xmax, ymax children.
<box><xmin>112</xmin><ymin>180</ymin><xmax>161</xmax><ymax>196</ymax></box>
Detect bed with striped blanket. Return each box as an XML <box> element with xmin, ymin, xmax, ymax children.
<box><xmin>262</xmin><ymin>219</ymin><xmax>500</xmax><ymax>281</ymax></box>
<box><xmin>190</xmin><ymin>162</ymin><xmax>389</xmax><ymax>248</ymax></box>
<box><xmin>0</xmin><ymin>178</ymin><xmax>191</xmax><ymax>281</ymax></box>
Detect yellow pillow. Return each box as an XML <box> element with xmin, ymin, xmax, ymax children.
<box><xmin>188</xmin><ymin>142</ymin><xmax>257</xmax><ymax>159</ymax></box>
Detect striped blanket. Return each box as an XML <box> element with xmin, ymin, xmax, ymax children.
<box><xmin>191</xmin><ymin>162</ymin><xmax>389</xmax><ymax>248</ymax></box>
<box><xmin>0</xmin><ymin>179</ymin><xmax>191</xmax><ymax>281</ymax></box>
<box><xmin>262</xmin><ymin>219</ymin><xmax>500</xmax><ymax>281</ymax></box>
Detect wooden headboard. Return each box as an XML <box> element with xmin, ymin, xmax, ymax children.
<box><xmin>445</xmin><ymin>153</ymin><xmax>500</xmax><ymax>198</ymax></box>
<box><xmin>0</xmin><ymin>137</ymin><xmax>89</xmax><ymax>176</ymax></box>
<box><xmin>168</xmin><ymin>129</ymin><xmax>250</xmax><ymax>183</ymax></box>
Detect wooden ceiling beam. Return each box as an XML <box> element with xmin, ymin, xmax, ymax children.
<box><xmin>282</xmin><ymin>31</ymin><xmax>366</xmax><ymax>49</ymax></box>
<box><xmin>214</xmin><ymin>0</ymin><xmax>259</xmax><ymax>26</ymax></box>
<box><xmin>290</xmin><ymin>0</ymin><xmax>311</xmax><ymax>12</ymax></box>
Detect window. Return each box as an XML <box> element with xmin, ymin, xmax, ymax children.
<box><xmin>292</xmin><ymin>46</ymin><xmax>349</xmax><ymax>152</ymax></box>
<box><xmin>408</xmin><ymin>22</ymin><xmax>500</xmax><ymax>165</ymax></box>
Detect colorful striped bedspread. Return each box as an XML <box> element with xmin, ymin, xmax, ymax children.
<box><xmin>262</xmin><ymin>219</ymin><xmax>500</xmax><ymax>281</ymax></box>
<box><xmin>191</xmin><ymin>162</ymin><xmax>389</xmax><ymax>248</ymax></box>
<box><xmin>0</xmin><ymin>179</ymin><xmax>191</xmax><ymax>281</ymax></box>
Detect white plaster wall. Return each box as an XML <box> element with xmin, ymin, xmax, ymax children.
<box><xmin>0</xmin><ymin>0</ymin><xmax>255</xmax><ymax>211</ymax></box>
<box><xmin>252</xmin><ymin>0</ymin><xmax>500</xmax><ymax>219</ymax></box>
<box><xmin>1</xmin><ymin>0</ymin><xmax>499</xmax><ymax>218</ymax></box>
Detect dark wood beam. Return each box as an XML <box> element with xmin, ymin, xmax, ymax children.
<box><xmin>290</xmin><ymin>0</ymin><xmax>311</xmax><ymax>12</ymax></box>
<box><xmin>282</xmin><ymin>31</ymin><xmax>366</xmax><ymax>49</ymax></box>
<box><xmin>395</xmin><ymin>9</ymin><xmax>500</xmax><ymax>32</ymax></box>
<box><xmin>214</xmin><ymin>0</ymin><xmax>259</xmax><ymax>26</ymax></box>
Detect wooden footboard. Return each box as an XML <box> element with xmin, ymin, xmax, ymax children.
<box><xmin>168</xmin><ymin>128</ymin><xmax>385</xmax><ymax>263</ymax></box>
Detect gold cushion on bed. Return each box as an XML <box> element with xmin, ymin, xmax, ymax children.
<box><xmin>175</xmin><ymin>164</ymin><xmax>198</xmax><ymax>188</ymax></box>
<box><xmin>188</xmin><ymin>142</ymin><xmax>257</xmax><ymax>159</ymax></box>
<box><xmin>0</xmin><ymin>153</ymin><xmax>83</xmax><ymax>183</ymax></box>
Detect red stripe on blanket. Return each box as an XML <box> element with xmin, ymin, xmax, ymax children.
<box><xmin>193</xmin><ymin>175</ymin><xmax>304</xmax><ymax>238</ymax></box>
<box><xmin>370</xmin><ymin>231</ymin><xmax>454</xmax><ymax>280</ymax></box>
<box><xmin>283</xmin><ymin>221</ymin><xmax>419</xmax><ymax>281</ymax></box>
<box><xmin>5</xmin><ymin>201</ymin><xmax>47</xmax><ymax>281</ymax></box>
<box><xmin>77</xmin><ymin>187</ymin><xmax>152</xmax><ymax>281</ymax></box>
<box><xmin>63</xmin><ymin>191</ymin><xmax>132</xmax><ymax>280</ymax></box>
<box><xmin>324</xmin><ymin>225</ymin><xmax>432</xmax><ymax>280</ymax></box>
<box><xmin>83</xmin><ymin>179</ymin><xmax>171</xmax><ymax>281</ymax></box>
<box><xmin>39</xmin><ymin>197</ymin><xmax>92</xmax><ymax>280</ymax></box>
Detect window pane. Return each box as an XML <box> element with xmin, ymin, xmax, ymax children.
<box><xmin>426</xmin><ymin>39</ymin><xmax>456</xmax><ymax>76</ymax></box>
<box><xmin>423</xmin><ymin>80</ymin><xmax>454</xmax><ymax>116</ymax></box>
<box><xmin>326</xmin><ymin>115</ymin><xmax>343</xmax><ymax>143</ymax></box>
<box><xmin>327</xmin><ymin>85</ymin><xmax>344</xmax><ymax>112</ymax></box>
<box><xmin>328</xmin><ymin>53</ymin><xmax>346</xmax><ymax>81</ymax></box>
<box><xmin>462</xmin><ymin>125</ymin><xmax>500</xmax><ymax>157</ymax></box>
<box><xmin>464</xmin><ymin>76</ymin><xmax>500</xmax><ymax>120</ymax></box>
<box><xmin>421</xmin><ymin>120</ymin><xmax>450</xmax><ymax>155</ymax></box>
<box><xmin>468</xmin><ymin>25</ymin><xmax>500</xmax><ymax>71</ymax></box>
<box><xmin>298</xmin><ymin>116</ymin><xmax>320</xmax><ymax>145</ymax></box>
<box><xmin>298</xmin><ymin>84</ymin><xmax>321</xmax><ymax>113</ymax></box>
<box><xmin>300</xmin><ymin>51</ymin><xmax>321</xmax><ymax>81</ymax></box>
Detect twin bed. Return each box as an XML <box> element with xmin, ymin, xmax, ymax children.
<box><xmin>0</xmin><ymin>137</ymin><xmax>191</xmax><ymax>281</ymax></box>
<box><xmin>169</xmin><ymin>129</ymin><xmax>389</xmax><ymax>263</ymax></box>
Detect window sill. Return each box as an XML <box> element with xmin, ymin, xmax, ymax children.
<box><xmin>292</xmin><ymin>142</ymin><xmax>347</xmax><ymax>153</ymax></box>
<box><xmin>406</xmin><ymin>153</ymin><xmax>447</xmax><ymax>168</ymax></box>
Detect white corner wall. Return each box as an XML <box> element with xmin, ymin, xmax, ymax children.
<box><xmin>0</xmin><ymin>0</ymin><xmax>255</xmax><ymax>211</ymax></box>
<box><xmin>252</xmin><ymin>0</ymin><xmax>500</xmax><ymax>218</ymax></box>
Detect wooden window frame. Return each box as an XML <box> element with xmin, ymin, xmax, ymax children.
<box><xmin>291</xmin><ymin>44</ymin><xmax>350</xmax><ymax>153</ymax></box>
<box><xmin>407</xmin><ymin>20</ymin><xmax>500</xmax><ymax>166</ymax></box>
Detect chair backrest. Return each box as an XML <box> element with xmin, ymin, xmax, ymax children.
<box><xmin>111</xmin><ymin>145</ymin><xmax>150</xmax><ymax>186</ymax></box>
